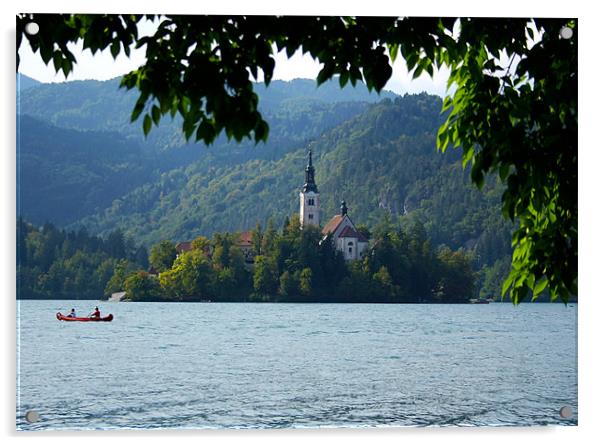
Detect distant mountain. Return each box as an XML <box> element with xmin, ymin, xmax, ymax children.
<box><xmin>18</xmin><ymin>77</ymin><xmax>397</xmax><ymax>151</ymax></box>
<box><xmin>16</xmin><ymin>77</ymin><xmax>513</xmax><ymax>297</ymax></box>
<box><xmin>17</xmin><ymin>115</ymin><xmax>155</xmax><ymax>226</ymax></box>
<box><xmin>16</xmin><ymin>73</ymin><xmax>41</xmax><ymax>91</ymax></box>
<box><xmin>17</xmin><ymin>78</ymin><xmax>380</xmax><ymax>227</ymax></box>
<box><xmin>253</xmin><ymin>78</ymin><xmax>398</xmax><ymax>108</ymax></box>
<box><xmin>70</xmin><ymin>94</ymin><xmax>511</xmax><ymax>259</ymax></box>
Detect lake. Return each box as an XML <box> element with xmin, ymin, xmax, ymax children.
<box><xmin>16</xmin><ymin>301</ymin><xmax>577</xmax><ymax>430</ymax></box>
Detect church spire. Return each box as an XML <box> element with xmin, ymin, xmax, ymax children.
<box><xmin>302</xmin><ymin>149</ymin><xmax>318</xmax><ymax>193</ymax></box>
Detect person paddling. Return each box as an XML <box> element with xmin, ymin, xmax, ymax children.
<box><xmin>89</xmin><ymin>307</ymin><xmax>101</xmax><ymax>319</ymax></box>
<box><xmin>67</xmin><ymin>308</ymin><xmax>77</xmax><ymax>318</ymax></box>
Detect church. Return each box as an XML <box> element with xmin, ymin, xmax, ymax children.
<box><xmin>299</xmin><ymin>150</ymin><xmax>369</xmax><ymax>261</ymax></box>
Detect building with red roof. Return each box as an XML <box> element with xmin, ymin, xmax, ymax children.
<box><xmin>320</xmin><ymin>200</ymin><xmax>369</xmax><ymax>261</ymax></box>
<box><xmin>298</xmin><ymin>150</ymin><xmax>369</xmax><ymax>261</ymax></box>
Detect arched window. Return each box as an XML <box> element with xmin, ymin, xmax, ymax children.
<box><xmin>308</xmin><ymin>214</ymin><xmax>313</xmax><ymax>220</ymax></box>
<box><xmin>348</xmin><ymin>241</ymin><xmax>354</xmax><ymax>246</ymax></box>
<box><xmin>308</xmin><ymin>198</ymin><xmax>315</xmax><ymax>206</ymax></box>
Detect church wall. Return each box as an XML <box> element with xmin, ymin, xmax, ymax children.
<box><xmin>357</xmin><ymin>241</ymin><xmax>369</xmax><ymax>259</ymax></box>
<box><xmin>299</xmin><ymin>191</ymin><xmax>320</xmax><ymax>227</ymax></box>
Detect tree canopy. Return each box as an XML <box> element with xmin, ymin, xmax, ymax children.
<box><xmin>17</xmin><ymin>14</ymin><xmax>577</xmax><ymax>303</ymax></box>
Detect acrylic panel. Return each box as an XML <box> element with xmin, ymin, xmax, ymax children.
<box><xmin>16</xmin><ymin>14</ymin><xmax>578</xmax><ymax>430</ymax></box>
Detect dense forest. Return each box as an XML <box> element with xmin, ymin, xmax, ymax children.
<box><xmin>17</xmin><ymin>216</ymin><xmax>474</xmax><ymax>303</ymax></box>
<box><xmin>17</xmin><ymin>75</ymin><xmax>515</xmax><ymax>300</ymax></box>
<box><xmin>17</xmin><ymin>218</ymin><xmax>148</xmax><ymax>300</ymax></box>
<box><xmin>130</xmin><ymin>216</ymin><xmax>474</xmax><ymax>303</ymax></box>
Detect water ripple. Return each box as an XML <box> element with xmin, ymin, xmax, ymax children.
<box><xmin>17</xmin><ymin>302</ymin><xmax>577</xmax><ymax>430</ymax></box>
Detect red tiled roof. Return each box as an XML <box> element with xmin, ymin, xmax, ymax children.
<box><xmin>237</xmin><ymin>230</ymin><xmax>253</xmax><ymax>246</ymax></box>
<box><xmin>175</xmin><ymin>241</ymin><xmax>193</xmax><ymax>253</ymax></box>
<box><xmin>338</xmin><ymin>226</ymin><xmax>359</xmax><ymax>238</ymax></box>
<box><xmin>321</xmin><ymin>214</ymin><xmax>344</xmax><ymax>235</ymax></box>
<box><xmin>338</xmin><ymin>225</ymin><xmax>369</xmax><ymax>242</ymax></box>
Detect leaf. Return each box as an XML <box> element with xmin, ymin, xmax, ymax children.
<box><xmin>388</xmin><ymin>43</ymin><xmax>399</xmax><ymax>62</ymax></box>
<box><xmin>441</xmin><ymin>95</ymin><xmax>453</xmax><ymax>112</ymax></box>
<box><xmin>436</xmin><ymin>127</ymin><xmax>450</xmax><ymax>152</ymax></box>
<box><xmin>412</xmin><ymin>64</ymin><xmax>424</xmax><ymax>80</ymax></box>
<box><xmin>499</xmin><ymin>163</ymin><xmax>509</xmax><ymax>181</ymax></box>
<box><xmin>262</xmin><ymin>57</ymin><xmax>276</xmax><ymax>85</ymax></box>
<box><xmin>462</xmin><ymin>146</ymin><xmax>475</xmax><ymax>168</ymax></box>
<box><xmin>110</xmin><ymin>41</ymin><xmax>120</xmax><ymax>59</ymax></box>
<box><xmin>196</xmin><ymin>119</ymin><xmax>216</xmax><ymax>145</ymax></box>
<box><xmin>317</xmin><ymin>63</ymin><xmax>335</xmax><ymax>86</ymax></box>
<box><xmin>131</xmin><ymin>102</ymin><xmax>145</xmax><ymax>122</ymax></box>
<box><xmin>532</xmin><ymin>277</ymin><xmax>548</xmax><ymax>298</ymax></box>
<box><xmin>151</xmin><ymin>105</ymin><xmax>161</xmax><ymax>125</ymax></box>
<box><xmin>254</xmin><ymin>119</ymin><xmax>269</xmax><ymax>143</ymax></box>
<box><xmin>61</xmin><ymin>58</ymin><xmax>72</xmax><ymax>77</ymax></box>
<box><xmin>501</xmin><ymin>274</ymin><xmax>514</xmax><ymax>297</ymax></box>
<box><xmin>53</xmin><ymin>52</ymin><xmax>62</xmax><ymax>72</ymax></box>
<box><xmin>143</xmin><ymin>114</ymin><xmax>152</xmax><ymax>136</ymax></box>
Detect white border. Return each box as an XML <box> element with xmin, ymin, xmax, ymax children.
<box><xmin>3</xmin><ymin>1</ymin><xmax>599</xmax><ymax>444</ymax></box>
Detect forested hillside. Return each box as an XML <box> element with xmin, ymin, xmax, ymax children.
<box><xmin>17</xmin><ymin>76</ymin><xmax>513</xmax><ymax>298</ymax></box>
<box><xmin>19</xmin><ymin>76</ymin><xmax>395</xmax><ymax>151</ymax></box>
<box><xmin>74</xmin><ymin>94</ymin><xmax>512</xmax><ymax>259</ymax></box>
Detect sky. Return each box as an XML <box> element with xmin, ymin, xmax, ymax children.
<box><xmin>17</xmin><ymin>16</ymin><xmax>451</xmax><ymax>97</ymax></box>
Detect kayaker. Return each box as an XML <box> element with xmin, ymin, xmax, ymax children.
<box><xmin>67</xmin><ymin>308</ymin><xmax>77</xmax><ymax>318</ymax></box>
<box><xmin>90</xmin><ymin>307</ymin><xmax>101</xmax><ymax>318</ymax></box>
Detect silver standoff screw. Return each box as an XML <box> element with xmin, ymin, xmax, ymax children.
<box><xmin>24</xmin><ymin>22</ymin><xmax>39</xmax><ymax>35</ymax></box>
<box><xmin>25</xmin><ymin>410</ymin><xmax>39</xmax><ymax>423</ymax></box>
<box><xmin>559</xmin><ymin>406</ymin><xmax>573</xmax><ymax>419</ymax></box>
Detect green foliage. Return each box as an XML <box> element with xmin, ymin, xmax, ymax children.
<box><xmin>18</xmin><ymin>79</ymin><xmax>376</xmax><ymax>233</ymax></box>
<box><xmin>124</xmin><ymin>271</ymin><xmax>161</xmax><ymax>301</ymax></box>
<box><xmin>17</xmin><ymin>220</ymin><xmax>147</xmax><ymax>299</ymax></box>
<box><xmin>104</xmin><ymin>259</ymin><xmax>136</xmax><ymax>298</ymax></box>
<box><xmin>299</xmin><ymin>268</ymin><xmax>313</xmax><ymax>297</ymax></box>
<box><xmin>158</xmin><ymin>249</ymin><xmax>213</xmax><ymax>301</ymax></box>
<box><xmin>17</xmin><ymin>213</ymin><xmax>478</xmax><ymax>303</ymax></box>
<box><xmin>19</xmin><ymin>92</ymin><xmax>509</xmax><ymax>299</ymax></box>
<box><xmin>478</xmin><ymin>257</ymin><xmax>511</xmax><ymax>301</ymax></box>
<box><xmin>433</xmin><ymin>247</ymin><xmax>475</xmax><ymax>303</ymax></box>
<box><xmin>149</xmin><ymin>240</ymin><xmax>177</xmax><ymax>273</ymax></box>
<box><xmin>16</xmin><ymin>115</ymin><xmax>154</xmax><ymax>226</ymax></box>
<box><xmin>253</xmin><ymin>255</ymin><xmax>278</xmax><ymax>296</ymax></box>
<box><xmin>17</xmin><ymin>15</ymin><xmax>576</xmax><ymax>303</ymax></box>
<box><xmin>434</xmin><ymin>19</ymin><xmax>577</xmax><ymax>304</ymax></box>
<box><xmin>17</xmin><ymin>15</ymin><xmax>577</xmax><ymax>303</ymax></box>
<box><xmin>278</xmin><ymin>270</ymin><xmax>298</xmax><ymax>297</ymax></box>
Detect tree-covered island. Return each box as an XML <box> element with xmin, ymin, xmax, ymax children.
<box><xmin>17</xmin><ymin>215</ymin><xmax>475</xmax><ymax>303</ymax></box>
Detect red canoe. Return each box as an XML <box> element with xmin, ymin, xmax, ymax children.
<box><xmin>56</xmin><ymin>312</ymin><xmax>113</xmax><ymax>322</ymax></box>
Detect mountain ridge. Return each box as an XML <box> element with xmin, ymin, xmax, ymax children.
<box><xmin>17</xmin><ymin>76</ymin><xmax>513</xmax><ymax>297</ymax></box>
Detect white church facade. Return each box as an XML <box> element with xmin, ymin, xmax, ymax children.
<box><xmin>299</xmin><ymin>150</ymin><xmax>369</xmax><ymax>261</ymax></box>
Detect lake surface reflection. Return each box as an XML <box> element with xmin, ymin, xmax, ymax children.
<box><xmin>16</xmin><ymin>301</ymin><xmax>577</xmax><ymax>430</ymax></box>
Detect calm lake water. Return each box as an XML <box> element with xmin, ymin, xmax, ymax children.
<box><xmin>16</xmin><ymin>301</ymin><xmax>577</xmax><ymax>430</ymax></box>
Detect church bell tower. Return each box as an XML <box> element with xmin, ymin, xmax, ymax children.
<box><xmin>299</xmin><ymin>150</ymin><xmax>320</xmax><ymax>228</ymax></box>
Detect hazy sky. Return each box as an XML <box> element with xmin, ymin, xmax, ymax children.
<box><xmin>17</xmin><ymin>17</ymin><xmax>450</xmax><ymax>97</ymax></box>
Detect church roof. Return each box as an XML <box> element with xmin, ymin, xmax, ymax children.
<box><xmin>338</xmin><ymin>225</ymin><xmax>369</xmax><ymax>242</ymax></box>
<box><xmin>236</xmin><ymin>230</ymin><xmax>253</xmax><ymax>247</ymax></box>
<box><xmin>302</xmin><ymin>150</ymin><xmax>319</xmax><ymax>193</ymax></box>
<box><xmin>175</xmin><ymin>241</ymin><xmax>193</xmax><ymax>253</ymax></box>
<box><xmin>321</xmin><ymin>214</ymin><xmax>344</xmax><ymax>236</ymax></box>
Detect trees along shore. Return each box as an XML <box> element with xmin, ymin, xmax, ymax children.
<box><xmin>120</xmin><ymin>216</ymin><xmax>475</xmax><ymax>303</ymax></box>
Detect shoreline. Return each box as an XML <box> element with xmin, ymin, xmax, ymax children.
<box><xmin>16</xmin><ymin>298</ymin><xmax>577</xmax><ymax>304</ymax></box>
